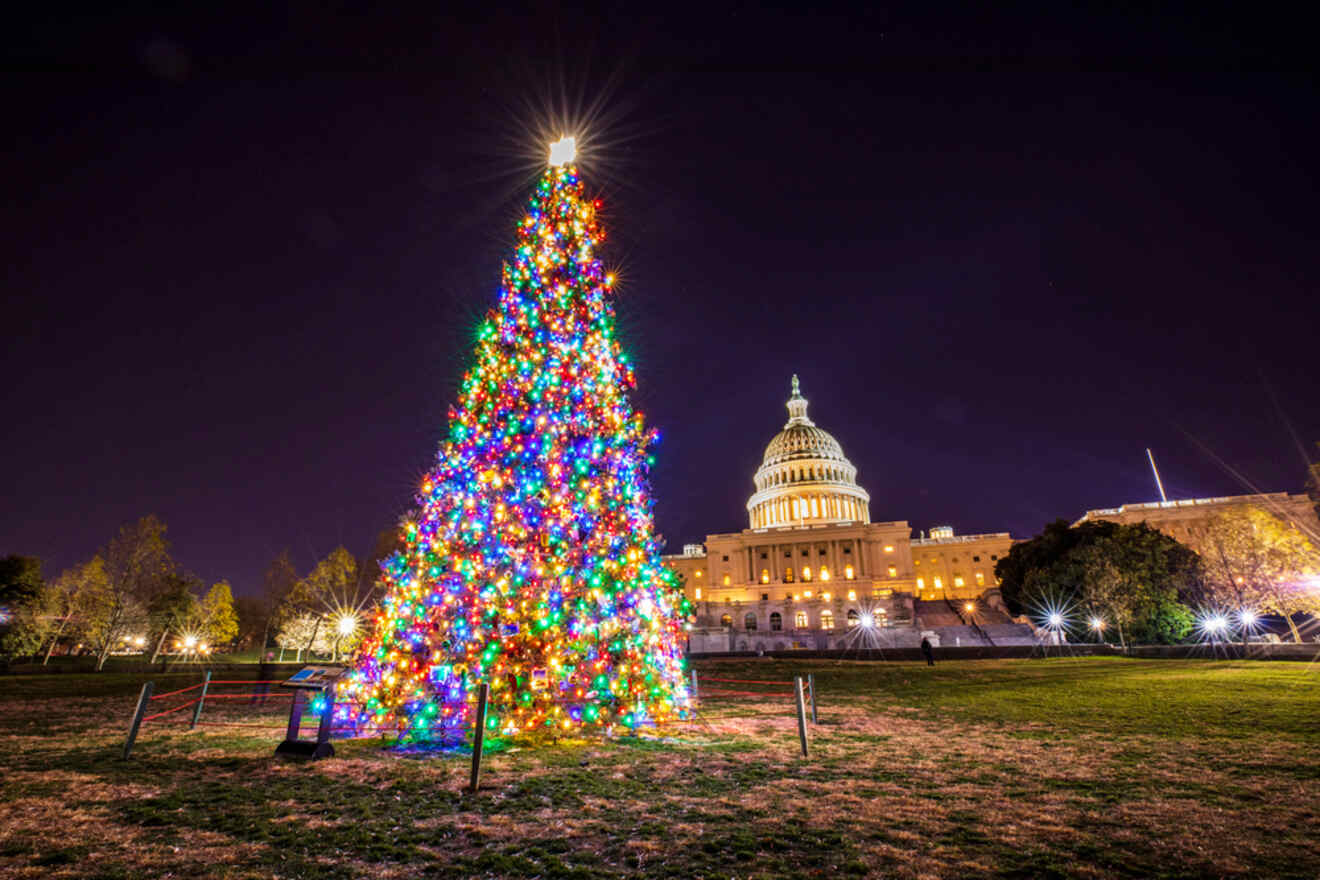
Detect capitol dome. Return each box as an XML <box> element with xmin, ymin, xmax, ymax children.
<box><xmin>746</xmin><ymin>376</ymin><xmax>871</xmax><ymax>529</ymax></box>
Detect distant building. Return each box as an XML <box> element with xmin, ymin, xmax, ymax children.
<box><xmin>663</xmin><ymin>377</ymin><xmax>1027</xmax><ymax>653</ymax></box>
<box><xmin>1073</xmin><ymin>492</ymin><xmax>1320</xmax><ymax>555</ymax></box>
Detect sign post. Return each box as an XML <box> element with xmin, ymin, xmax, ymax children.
<box><xmin>274</xmin><ymin>666</ymin><xmax>345</xmax><ymax>760</ymax></box>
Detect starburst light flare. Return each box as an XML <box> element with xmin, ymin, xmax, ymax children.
<box><xmin>335</xmin><ymin>146</ymin><xmax>691</xmax><ymax>745</ymax></box>
<box><xmin>548</xmin><ymin>135</ymin><xmax>577</xmax><ymax>166</ymax></box>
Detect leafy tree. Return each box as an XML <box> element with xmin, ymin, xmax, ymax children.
<box><xmin>996</xmin><ymin>520</ymin><xmax>1116</xmax><ymax>616</ymax></box>
<box><xmin>89</xmin><ymin>515</ymin><xmax>176</xmax><ymax>670</ymax></box>
<box><xmin>297</xmin><ymin>547</ymin><xmax>364</xmax><ymax>662</ymax></box>
<box><xmin>146</xmin><ymin>572</ymin><xmax>201</xmax><ymax>663</ymax></box>
<box><xmin>1128</xmin><ymin>598</ymin><xmax>1195</xmax><ymax>644</ymax></box>
<box><xmin>997</xmin><ymin>520</ymin><xmax>1199</xmax><ymax>644</ymax></box>
<box><xmin>38</xmin><ymin>558</ymin><xmax>109</xmax><ymax>663</ymax></box>
<box><xmin>1080</xmin><ymin>527</ymin><xmax>1200</xmax><ymax>646</ymax></box>
<box><xmin>0</xmin><ymin>555</ymin><xmax>45</xmax><ymax>659</ymax></box>
<box><xmin>198</xmin><ymin>580</ymin><xmax>239</xmax><ymax>647</ymax></box>
<box><xmin>1191</xmin><ymin>505</ymin><xmax>1320</xmax><ymax>643</ymax></box>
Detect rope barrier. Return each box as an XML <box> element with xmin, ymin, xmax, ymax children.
<box><xmin>141</xmin><ymin>698</ymin><xmax>199</xmax><ymax>723</ymax></box>
<box><xmin>699</xmin><ymin>676</ymin><xmax>794</xmax><ymax>685</ymax></box>
<box><xmin>148</xmin><ymin>683</ymin><xmax>204</xmax><ymax>701</ymax></box>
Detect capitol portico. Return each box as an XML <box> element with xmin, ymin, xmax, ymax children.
<box><xmin>664</xmin><ymin>377</ymin><xmax>1026</xmax><ymax>653</ymax></box>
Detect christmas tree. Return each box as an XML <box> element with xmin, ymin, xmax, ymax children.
<box><xmin>336</xmin><ymin>138</ymin><xmax>692</xmax><ymax>743</ymax></box>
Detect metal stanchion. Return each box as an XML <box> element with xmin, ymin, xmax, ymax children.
<box><xmin>123</xmin><ymin>681</ymin><xmax>154</xmax><ymax>760</ymax></box>
<box><xmin>469</xmin><ymin>682</ymin><xmax>490</xmax><ymax>792</ymax></box>
<box><xmin>690</xmin><ymin>668</ymin><xmax>699</xmax><ymax>703</ymax></box>
<box><xmin>794</xmin><ymin>676</ymin><xmax>809</xmax><ymax>757</ymax></box>
<box><xmin>189</xmin><ymin>670</ymin><xmax>212</xmax><ymax>729</ymax></box>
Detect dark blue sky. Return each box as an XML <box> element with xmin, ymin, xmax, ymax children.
<box><xmin>4</xmin><ymin>3</ymin><xmax>1318</xmax><ymax>594</ymax></box>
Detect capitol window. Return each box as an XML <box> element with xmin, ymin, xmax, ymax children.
<box><xmin>846</xmin><ymin>609</ymin><xmax>860</xmax><ymax>627</ymax></box>
<box><xmin>801</xmin><ymin>567</ymin><xmax>812</xmax><ymax>581</ymax></box>
<box><xmin>694</xmin><ymin>587</ymin><xmax>702</xmax><ymax>599</ymax></box>
<box><xmin>819</xmin><ymin>566</ymin><xmax>830</xmax><ymax>581</ymax></box>
<box><xmin>884</xmin><ymin>545</ymin><xmax>894</xmax><ymax>553</ymax></box>
<box><xmin>887</xmin><ymin>565</ymin><xmax>897</xmax><ymax>577</ymax></box>
<box><xmin>847</xmin><ymin>589</ymin><xmax>857</xmax><ymax>600</ymax></box>
<box><xmin>794</xmin><ymin>611</ymin><xmax>808</xmax><ymax>629</ymax></box>
<box><xmin>916</xmin><ymin>578</ymin><xmax>925</xmax><ymax>590</ymax></box>
<box><xmin>720</xmin><ymin>614</ymin><xmax>732</xmax><ymax>627</ymax></box>
<box><xmin>953</xmin><ymin>575</ymin><xmax>965</xmax><ymax>588</ymax></box>
<box><xmin>744</xmin><ymin>613</ymin><xmax>757</xmax><ymax>631</ymax></box>
<box><xmin>820</xmin><ymin>610</ymin><xmax>834</xmax><ymax>630</ymax></box>
<box><xmin>770</xmin><ymin>612</ymin><xmax>783</xmax><ymax>631</ymax></box>
<box><xmin>933</xmin><ymin>577</ymin><xmax>943</xmax><ymax>589</ymax></box>
<box><xmin>975</xmin><ymin>572</ymin><xmax>985</xmax><ymax>586</ymax></box>
<box><xmin>783</xmin><ymin>569</ymin><xmax>795</xmax><ymax>583</ymax></box>
<box><xmin>844</xmin><ymin>565</ymin><xmax>855</xmax><ymax>579</ymax></box>
<box><xmin>722</xmin><ymin>574</ymin><xmax>730</xmax><ymax>586</ymax></box>
<box><xmin>761</xmin><ymin>569</ymin><xmax>770</xmax><ymax>583</ymax></box>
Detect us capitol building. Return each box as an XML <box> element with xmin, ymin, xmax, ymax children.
<box><xmin>664</xmin><ymin>377</ymin><xmax>1033</xmax><ymax>652</ymax></box>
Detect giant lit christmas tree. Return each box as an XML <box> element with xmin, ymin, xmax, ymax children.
<box><xmin>336</xmin><ymin>138</ymin><xmax>691</xmax><ymax>743</ymax></box>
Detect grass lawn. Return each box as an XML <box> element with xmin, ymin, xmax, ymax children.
<box><xmin>0</xmin><ymin>657</ymin><xmax>1317</xmax><ymax>879</ymax></box>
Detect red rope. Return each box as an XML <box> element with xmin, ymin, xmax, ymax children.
<box><xmin>198</xmin><ymin>693</ymin><xmax>293</xmax><ymax>700</ymax></box>
<box><xmin>700</xmin><ymin>676</ymin><xmax>794</xmax><ymax>685</ymax></box>
<box><xmin>141</xmin><ymin>699</ymin><xmax>198</xmax><ymax>722</ymax></box>
<box><xmin>149</xmin><ymin>683</ymin><xmax>204</xmax><ymax>701</ymax></box>
<box><xmin>701</xmin><ymin>689</ymin><xmax>793</xmax><ymax>698</ymax></box>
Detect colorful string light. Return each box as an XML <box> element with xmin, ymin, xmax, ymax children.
<box><xmin>335</xmin><ymin>158</ymin><xmax>692</xmax><ymax>743</ymax></box>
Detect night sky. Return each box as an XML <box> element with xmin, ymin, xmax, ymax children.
<box><xmin>4</xmin><ymin>3</ymin><xmax>1318</xmax><ymax>595</ymax></box>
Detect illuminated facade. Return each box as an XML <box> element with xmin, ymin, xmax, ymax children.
<box><xmin>664</xmin><ymin>377</ymin><xmax>1019</xmax><ymax>651</ymax></box>
<box><xmin>1073</xmin><ymin>492</ymin><xmax>1320</xmax><ymax>552</ymax></box>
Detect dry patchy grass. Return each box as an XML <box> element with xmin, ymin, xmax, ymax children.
<box><xmin>0</xmin><ymin>658</ymin><xmax>1316</xmax><ymax>879</ymax></box>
